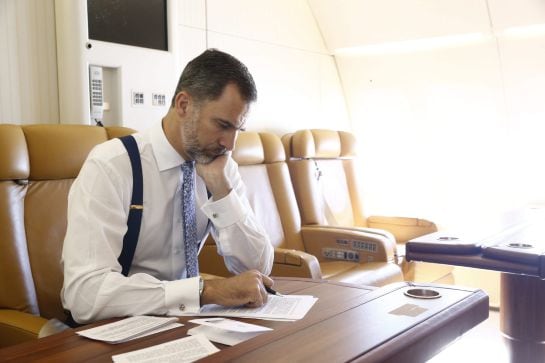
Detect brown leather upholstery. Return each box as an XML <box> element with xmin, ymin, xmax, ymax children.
<box><xmin>199</xmin><ymin>132</ymin><xmax>402</xmax><ymax>285</ymax></box>
<box><xmin>0</xmin><ymin>124</ymin><xmax>135</xmax><ymax>348</ymax></box>
<box><xmin>282</xmin><ymin>129</ymin><xmax>448</xmax><ymax>281</ymax></box>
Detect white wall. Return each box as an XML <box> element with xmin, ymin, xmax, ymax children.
<box><xmin>0</xmin><ymin>0</ymin><xmax>59</xmax><ymax>124</ymax></box>
<box><xmin>309</xmin><ymin>0</ymin><xmax>545</xmax><ymax>231</ymax></box>
<box><xmin>176</xmin><ymin>0</ymin><xmax>350</xmax><ymax>134</ymax></box>
<box><xmin>0</xmin><ymin>0</ymin><xmax>349</xmax><ymax>135</ymax></box>
<box><xmin>55</xmin><ymin>0</ymin><xmax>178</xmax><ymax>130</ymax></box>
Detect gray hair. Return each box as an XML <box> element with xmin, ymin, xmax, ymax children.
<box><xmin>171</xmin><ymin>49</ymin><xmax>257</xmax><ymax>107</ymax></box>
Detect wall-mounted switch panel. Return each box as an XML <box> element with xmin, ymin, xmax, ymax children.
<box><xmin>152</xmin><ymin>93</ymin><xmax>166</xmax><ymax>106</ymax></box>
<box><xmin>132</xmin><ymin>91</ymin><xmax>144</xmax><ymax>106</ymax></box>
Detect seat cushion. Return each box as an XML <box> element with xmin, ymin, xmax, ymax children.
<box><xmin>0</xmin><ymin>310</ymin><xmax>47</xmax><ymax>348</ymax></box>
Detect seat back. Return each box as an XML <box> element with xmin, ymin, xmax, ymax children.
<box><xmin>199</xmin><ymin>131</ymin><xmax>402</xmax><ymax>286</ymax></box>
<box><xmin>0</xmin><ymin>125</ymin><xmax>37</xmax><ymax>317</ymax></box>
<box><xmin>282</xmin><ymin>129</ymin><xmax>367</xmax><ymax>228</ymax></box>
<box><xmin>233</xmin><ymin>132</ymin><xmax>306</xmax><ymax>251</ymax></box>
<box><xmin>0</xmin><ymin>124</ymin><xmax>134</xmax><ymax>322</ymax></box>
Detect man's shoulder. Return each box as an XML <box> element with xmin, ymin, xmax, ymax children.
<box><xmin>88</xmin><ymin>137</ymin><xmax>127</xmax><ymax>163</ymax></box>
<box><xmin>89</xmin><ymin>132</ymin><xmax>148</xmax><ymax>164</ymax></box>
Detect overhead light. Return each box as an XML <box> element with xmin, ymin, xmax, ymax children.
<box><xmin>334</xmin><ymin>32</ymin><xmax>491</xmax><ymax>56</ymax></box>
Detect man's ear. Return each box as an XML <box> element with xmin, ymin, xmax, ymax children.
<box><xmin>174</xmin><ymin>91</ymin><xmax>191</xmax><ymax>117</ymax></box>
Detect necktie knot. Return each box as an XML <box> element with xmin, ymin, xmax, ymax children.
<box><xmin>182</xmin><ymin>160</ymin><xmax>195</xmax><ymax>174</ymax></box>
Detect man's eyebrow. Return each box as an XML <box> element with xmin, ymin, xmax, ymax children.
<box><xmin>216</xmin><ymin>118</ymin><xmax>246</xmax><ymax>131</ymax></box>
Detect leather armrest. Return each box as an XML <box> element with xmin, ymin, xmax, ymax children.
<box><xmin>199</xmin><ymin>241</ymin><xmax>322</xmax><ymax>279</ymax></box>
<box><xmin>0</xmin><ymin>309</ymin><xmax>48</xmax><ymax>348</ymax></box>
<box><xmin>300</xmin><ymin>226</ymin><xmax>397</xmax><ymax>264</ymax></box>
<box><xmin>272</xmin><ymin>248</ymin><xmax>322</xmax><ymax>280</ymax></box>
<box><xmin>367</xmin><ymin>216</ymin><xmax>438</xmax><ymax>245</ymax></box>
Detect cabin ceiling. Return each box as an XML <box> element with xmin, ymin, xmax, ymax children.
<box><xmin>307</xmin><ymin>0</ymin><xmax>545</xmax><ymax>53</ymax></box>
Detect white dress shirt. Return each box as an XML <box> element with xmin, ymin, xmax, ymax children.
<box><xmin>61</xmin><ymin>122</ymin><xmax>273</xmax><ymax>323</ymax></box>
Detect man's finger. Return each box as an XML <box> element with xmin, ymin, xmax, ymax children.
<box><xmin>261</xmin><ymin>274</ymin><xmax>274</xmax><ymax>288</ymax></box>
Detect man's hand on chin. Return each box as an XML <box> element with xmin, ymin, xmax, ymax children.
<box><xmin>195</xmin><ymin>154</ymin><xmax>232</xmax><ymax>200</ymax></box>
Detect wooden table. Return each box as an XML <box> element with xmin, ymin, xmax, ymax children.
<box><xmin>0</xmin><ymin>278</ymin><xmax>488</xmax><ymax>363</ymax></box>
<box><xmin>406</xmin><ymin>223</ymin><xmax>545</xmax><ymax>363</ymax></box>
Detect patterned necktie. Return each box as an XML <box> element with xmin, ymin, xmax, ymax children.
<box><xmin>182</xmin><ymin>161</ymin><xmax>199</xmax><ymax>277</ymax></box>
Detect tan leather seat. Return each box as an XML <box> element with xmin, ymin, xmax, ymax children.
<box><xmin>0</xmin><ymin>124</ymin><xmax>134</xmax><ymax>348</ymax></box>
<box><xmin>199</xmin><ymin>132</ymin><xmax>402</xmax><ymax>286</ymax></box>
<box><xmin>281</xmin><ymin>129</ymin><xmax>452</xmax><ymax>282</ymax></box>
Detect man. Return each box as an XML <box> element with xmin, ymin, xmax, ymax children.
<box><xmin>61</xmin><ymin>49</ymin><xmax>274</xmax><ymax>324</ymax></box>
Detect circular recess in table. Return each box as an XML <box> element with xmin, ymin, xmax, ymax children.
<box><xmin>404</xmin><ymin>288</ymin><xmax>442</xmax><ymax>299</ymax></box>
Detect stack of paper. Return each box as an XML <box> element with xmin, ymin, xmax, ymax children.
<box><xmin>190</xmin><ymin>294</ymin><xmax>318</xmax><ymax>321</ymax></box>
<box><xmin>112</xmin><ymin>334</ymin><xmax>219</xmax><ymax>363</ymax></box>
<box><xmin>76</xmin><ymin>316</ymin><xmax>182</xmax><ymax>344</ymax></box>
<box><xmin>187</xmin><ymin>318</ymin><xmax>272</xmax><ymax>346</ymax></box>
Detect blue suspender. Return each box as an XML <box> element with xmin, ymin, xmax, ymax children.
<box><xmin>118</xmin><ymin>135</ymin><xmax>143</xmax><ymax>277</ymax></box>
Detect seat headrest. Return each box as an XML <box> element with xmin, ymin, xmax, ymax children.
<box><xmin>288</xmin><ymin>129</ymin><xmax>357</xmax><ymax>159</ymax></box>
<box><xmin>23</xmin><ymin>125</ymin><xmax>110</xmax><ymax>180</ymax></box>
<box><xmin>0</xmin><ymin>124</ymin><xmax>30</xmax><ymax>180</ymax></box>
<box><xmin>233</xmin><ymin>132</ymin><xmax>285</xmax><ymax>165</ymax></box>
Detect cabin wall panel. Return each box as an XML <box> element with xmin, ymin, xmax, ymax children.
<box><xmin>309</xmin><ymin>0</ymin><xmax>491</xmax><ymax>51</ymax></box>
<box><xmin>207</xmin><ymin>0</ymin><xmax>327</xmax><ymax>53</ymax></box>
<box><xmin>499</xmin><ymin>35</ymin><xmax>545</xmax><ymax>205</ymax></box>
<box><xmin>175</xmin><ymin>0</ymin><xmax>350</xmax><ymax>134</ymax></box>
<box><xmin>336</xmin><ymin>42</ymin><xmax>514</xmax><ymax>231</ymax></box>
<box><xmin>488</xmin><ymin>0</ymin><xmax>545</xmax><ymax>30</ymax></box>
<box><xmin>310</xmin><ymin>0</ymin><xmax>545</xmax><ymax>231</ymax></box>
<box><xmin>0</xmin><ymin>0</ymin><xmax>59</xmax><ymax>124</ymax></box>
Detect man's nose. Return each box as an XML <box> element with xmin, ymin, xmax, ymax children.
<box><xmin>219</xmin><ymin>130</ymin><xmax>238</xmax><ymax>151</ymax></box>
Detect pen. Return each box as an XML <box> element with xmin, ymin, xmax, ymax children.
<box><xmin>265</xmin><ymin>286</ymin><xmax>283</xmax><ymax>296</ymax></box>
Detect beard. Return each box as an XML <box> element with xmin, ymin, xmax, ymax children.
<box><xmin>183</xmin><ymin>113</ymin><xmax>227</xmax><ymax>164</ymax></box>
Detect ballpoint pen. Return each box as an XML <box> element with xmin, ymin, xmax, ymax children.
<box><xmin>265</xmin><ymin>286</ymin><xmax>283</xmax><ymax>296</ymax></box>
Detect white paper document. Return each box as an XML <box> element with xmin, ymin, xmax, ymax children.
<box><xmin>186</xmin><ymin>294</ymin><xmax>317</xmax><ymax>321</ymax></box>
<box><xmin>189</xmin><ymin>317</ymin><xmax>272</xmax><ymax>333</ymax></box>
<box><xmin>187</xmin><ymin>318</ymin><xmax>272</xmax><ymax>346</ymax></box>
<box><xmin>77</xmin><ymin>316</ymin><xmax>182</xmax><ymax>344</ymax></box>
<box><xmin>111</xmin><ymin>334</ymin><xmax>219</xmax><ymax>363</ymax></box>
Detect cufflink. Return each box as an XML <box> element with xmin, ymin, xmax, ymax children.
<box><xmin>198</xmin><ymin>276</ymin><xmax>204</xmax><ymax>296</ymax></box>
<box><xmin>178</xmin><ymin>304</ymin><xmax>185</xmax><ymax>311</ymax></box>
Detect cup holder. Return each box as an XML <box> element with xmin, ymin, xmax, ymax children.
<box><xmin>507</xmin><ymin>242</ymin><xmax>533</xmax><ymax>249</ymax></box>
<box><xmin>404</xmin><ymin>288</ymin><xmax>442</xmax><ymax>299</ymax></box>
<box><xmin>437</xmin><ymin>236</ymin><xmax>459</xmax><ymax>241</ymax></box>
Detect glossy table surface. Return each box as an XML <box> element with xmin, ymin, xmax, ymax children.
<box><xmin>406</xmin><ymin>216</ymin><xmax>545</xmax><ymax>363</ymax></box>
<box><xmin>406</xmin><ymin>220</ymin><xmax>545</xmax><ymax>277</ymax></box>
<box><xmin>0</xmin><ymin>277</ymin><xmax>488</xmax><ymax>363</ymax></box>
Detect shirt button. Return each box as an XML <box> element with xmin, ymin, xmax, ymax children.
<box><xmin>212</xmin><ymin>213</ymin><xmax>218</xmax><ymax>219</ymax></box>
<box><xmin>179</xmin><ymin>304</ymin><xmax>185</xmax><ymax>311</ymax></box>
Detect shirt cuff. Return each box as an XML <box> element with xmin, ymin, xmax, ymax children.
<box><xmin>164</xmin><ymin>276</ymin><xmax>200</xmax><ymax>316</ymax></box>
<box><xmin>201</xmin><ymin>189</ymin><xmax>245</xmax><ymax>228</ymax></box>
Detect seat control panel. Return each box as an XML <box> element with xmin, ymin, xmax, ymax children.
<box><xmin>323</xmin><ymin>248</ymin><xmax>360</xmax><ymax>262</ymax></box>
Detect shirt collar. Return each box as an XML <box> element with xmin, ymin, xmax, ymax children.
<box><xmin>149</xmin><ymin>120</ymin><xmax>185</xmax><ymax>171</ymax></box>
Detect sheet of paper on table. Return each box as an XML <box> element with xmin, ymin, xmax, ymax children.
<box><xmin>187</xmin><ymin>317</ymin><xmax>272</xmax><ymax>346</ymax></box>
<box><xmin>76</xmin><ymin>316</ymin><xmax>182</xmax><ymax>344</ymax></box>
<box><xmin>183</xmin><ymin>294</ymin><xmax>318</xmax><ymax>321</ymax></box>
<box><xmin>112</xmin><ymin>334</ymin><xmax>219</xmax><ymax>363</ymax></box>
